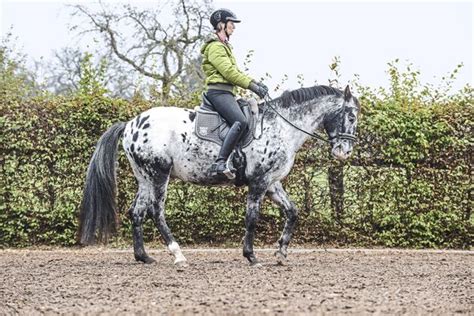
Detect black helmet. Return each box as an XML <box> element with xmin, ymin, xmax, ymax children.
<box><xmin>210</xmin><ymin>9</ymin><xmax>241</xmax><ymax>29</ymax></box>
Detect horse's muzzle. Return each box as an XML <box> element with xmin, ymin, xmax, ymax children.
<box><xmin>331</xmin><ymin>140</ymin><xmax>353</xmax><ymax>161</ymax></box>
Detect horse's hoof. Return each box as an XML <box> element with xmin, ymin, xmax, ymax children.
<box><xmin>143</xmin><ymin>257</ymin><xmax>157</xmax><ymax>264</ymax></box>
<box><xmin>249</xmin><ymin>261</ymin><xmax>262</xmax><ymax>268</ymax></box>
<box><xmin>175</xmin><ymin>260</ymin><xmax>188</xmax><ymax>268</ymax></box>
<box><xmin>274</xmin><ymin>251</ymin><xmax>287</xmax><ymax>266</ymax></box>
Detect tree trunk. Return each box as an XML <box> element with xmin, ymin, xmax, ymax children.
<box><xmin>328</xmin><ymin>162</ymin><xmax>344</xmax><ymax>221</ymax></box>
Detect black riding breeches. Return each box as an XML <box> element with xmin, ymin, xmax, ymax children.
<box><xmin>206</xmin><ymin>89</ymin><xmax>249</xmax><ymax>132</ymax></box>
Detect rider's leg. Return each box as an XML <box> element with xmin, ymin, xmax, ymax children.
<box><xmin>206</xmin><ymin>89</ymin><xmax>248</xmax><ymax>178</ymax></box>
<box><xmin>212</xmin><ymin>121</ymin><xmax>242</xmax><ymax>178</ymax></box>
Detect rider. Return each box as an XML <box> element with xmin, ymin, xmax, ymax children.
<box><xmin>201</xmin><ymin>8</ymin><xmax>268</xmax><ymax>179</ymax></box>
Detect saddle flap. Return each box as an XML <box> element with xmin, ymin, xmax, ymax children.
<box><xmin>195</xmin><ymin>97</ymin><xmax>258</xmax><ymax>148</ymax></box>
<box><xmin>195</xmin><ymin>109</ymin><xmax>223</xmax><ymax>140</ymax></box>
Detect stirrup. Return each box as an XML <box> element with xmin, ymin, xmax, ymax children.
<box><xmin>222</xmin><ymin>159</ymin><xmax>235</xmax><ymax>180</ymax></box>
<box><xmin>210</xmin><ymin>160</ymin><xmax>236</xmax><ymax>180</ymax></box>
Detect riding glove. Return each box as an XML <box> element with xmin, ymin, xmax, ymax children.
<box><xmin>249</xmin><ymin>81</ymin><xmax>269</xmax><ymax>99</ymax></box>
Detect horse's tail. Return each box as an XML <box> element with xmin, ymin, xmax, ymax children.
<box><xmin>78</xmin><ymin>122</ymin><xmax>126</xmax><ymax>245</ymax></box>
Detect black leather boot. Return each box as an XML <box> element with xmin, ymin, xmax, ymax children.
<box><xmin>210</xmin><ymin>122</ymin><xmax>243</xmax><ymax>179</ymax></box>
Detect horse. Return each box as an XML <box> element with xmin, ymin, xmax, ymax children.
<box><xmin>78</xmin><ymin>85</ymin><xmax>360</xmax><ymax>267</ymax></box>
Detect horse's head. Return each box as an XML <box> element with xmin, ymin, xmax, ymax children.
<box><xmin>324</xmin><ymin>85</ymin><xmax>359</xmax><ymax>161</ymax></box>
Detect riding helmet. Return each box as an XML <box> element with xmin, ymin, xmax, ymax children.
<box><xmin>210</xmin><ymin>9</ymin><xmax>241</xmax><ymax>29</ymax></box>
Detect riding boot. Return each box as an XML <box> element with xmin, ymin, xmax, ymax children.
<box><xmin>210</xmin><ymin>122</ymin><xmax>243</xmax><ymax>179</ymax></box>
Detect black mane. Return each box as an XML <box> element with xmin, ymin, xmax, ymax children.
<box><xmin>278</xmin><ymin>85</ymin><xmax>343</xmax><ymax>108</ymax></box>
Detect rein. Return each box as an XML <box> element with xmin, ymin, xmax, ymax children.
<box><xmin>254</xmin><ymin>95</ymin><xmax>330</xmax><ymax>143</ymax></box>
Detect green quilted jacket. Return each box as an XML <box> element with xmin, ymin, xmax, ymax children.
<box><xmin>200</xmin><ymin>34</ymin><xmax>253</xmax><ymax>95</ymax></box>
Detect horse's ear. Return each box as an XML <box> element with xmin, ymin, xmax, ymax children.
<box><xmin>344</xmin><ymin>85</ymin><xmax>352</xmax><ymax>102</ymax></box>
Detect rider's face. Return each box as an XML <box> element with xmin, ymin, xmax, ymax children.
<box><xmin>225</xmin><ymin>21</ymin><xmax>235</xmax><ymax>35</ymax></box>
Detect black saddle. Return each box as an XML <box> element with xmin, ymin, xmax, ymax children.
<box><xmin>195</xmin><ymin>93</ymin><xmax>259</xmax><ymax>148</ymax></box>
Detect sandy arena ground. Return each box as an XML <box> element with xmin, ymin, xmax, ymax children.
<box><xmin>0</xmin><ymin>247</ymin><xmax>472</xmax><ymax>315</ymax></box>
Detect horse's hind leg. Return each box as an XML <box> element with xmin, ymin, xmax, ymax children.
<box><xmin>266</xmin><ymin>181</ymin><xmax>298</xmax><ymax>265</ymax></box>
<box><xmin>129</xmin><ymin>186</ymin><xmax>155</xmax><ymax>264</ymax></box>
<box><xmin>149</xmin><ymin>168</ymin><xmax>187</xmax><ymax>266</ymax></box>
<box><xmin>243</xmin><ymin>183</ymin><xmax>268</xmax><ymax>266</ymax></box>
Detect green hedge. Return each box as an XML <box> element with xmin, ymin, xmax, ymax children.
<box><xmin>1</xmin><ymin>52</ymin><xmax>472</xmax><ymax>248</ymax></box>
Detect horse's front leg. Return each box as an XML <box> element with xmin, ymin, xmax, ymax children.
<box><xmin>266</xmin><ymin>181</ymin><xmax>298</xmax><ymax>265</ymax></box>
<box><xmin>243</xmin><ymin>183</ymin><xmax>268</xmax><ymax>266</ymax></box>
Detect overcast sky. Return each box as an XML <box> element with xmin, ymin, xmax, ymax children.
<box><xmin>1</xmin><ymin>0</ymin><xmax>472</xmax><ymax>94</ymax></box>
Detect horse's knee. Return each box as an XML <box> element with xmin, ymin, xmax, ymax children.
<box><xmin>288</xmin><ymin>204</ymin><xmax>298</xmax><ymax>222</ymax></box>
<box><xmin>245</xmin><ymin>211</ymin><xmax>259</xmax><ymax>230</ymax></box>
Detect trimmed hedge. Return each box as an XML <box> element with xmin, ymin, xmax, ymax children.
<box><xmin>1</xmin><ymin>51</ymin><xmax>472</xmax><ymax>248</ymax></box>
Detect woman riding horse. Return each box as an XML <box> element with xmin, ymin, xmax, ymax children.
<box><xmin>201</xmin><ymin>9</ymin><xmax>268</xmax><ymax>179</ymax></box>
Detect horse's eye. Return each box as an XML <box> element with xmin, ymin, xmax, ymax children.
<box><xmin>348</xmin><ymin>115</ymin><xmax>356</xmax><ymax>124</ymax></box>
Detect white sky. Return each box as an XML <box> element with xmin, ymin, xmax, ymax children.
<box><xmin>1</xmin><ymin>0</ymin><xmax>472</xmax><ymax>94</ymax></box>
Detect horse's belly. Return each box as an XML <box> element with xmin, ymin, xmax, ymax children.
<box><xmin>169</xmin><ymin>132</ymin><xmax>223</xmax><ymax>183</ymax></box>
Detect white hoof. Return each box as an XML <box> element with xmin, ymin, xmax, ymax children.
<box><xmin>174</xmin><ymin>259</ymin><xmax>188</xmax><ymax>268</ymax></box>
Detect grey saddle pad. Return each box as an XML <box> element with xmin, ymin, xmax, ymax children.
<box><xmin>195</xmin><ymin>99</ymin><xmax>258</xmax><ymax>148</ymax></box>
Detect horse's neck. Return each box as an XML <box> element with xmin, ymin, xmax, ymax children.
<box><xmin>268</xmin><ymin>96</ymin><xmax>340</xmax><ymax>152</ymax></box>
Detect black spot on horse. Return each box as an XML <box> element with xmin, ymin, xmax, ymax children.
<box><xmin>269</xmin><ymin>151</ymin><xmax>274</xmax><ymax>158</ymax></box>
<box><xmin>163</xmin><ymin>144</ymin><xmax>166</xmax><ymax>147</ymax></box>
<box><xmin>264</xmin><ymin>147</ymin><xmax>267</xmax><ymax>154</ymax></box>
<box><xmin>261</xmin><ymin>158</ymin><xmax>265</xmax><ymax>163</ymax></box>
<box><xmin>137</xmin><ymin>147</ymin><xmax>141</xmax><ymax>152</ymax></box>
<box><xmin>144</xmin><ymin>133</ymin><xmax>148</xmax><ymax>137</ymax></box>
<box><xmin>147</xmin><ymin>157</ymin><xmax>172</xmax><ymax>184</ymax></box>
<box><xmin>143</xmin><ymin>139</ymin><xmax>148</xmax><ymax>143</ymax></box>
<box><xmin>138</xmin><ymin>115</ymin><xmax>150</xmax><ymax>128</ymax></box>
<box><xmin>189</xmin><ymin>112</ymin><xmax>196</xmax><ymax>122</ymax></box>
<box><xmin>132</xmin><ymin>152</ymin><xmax>144</xmax><ymax>169</ymax></box>
<box><xmin>133</xmin><ymin>131</ymin><xmax>139</xmax><ymax>142</ymax></box>
<box><xmin>181</xmin><ymin>133</ymin><xmax>186</xmax><ymax>143</ymax></box>
<box><xmin>130</xmin><ymin>143</ymin><xmax>135</xmax><ymax>153</ymax></box>
<box><xmin>266</xmin><ymin>140</ymin><xmax>270</xmax><ymax>146</ymax></box>
<box><xmin>183</xmin><ymin>120</ymin><xmax>187</xmax><ymax>124</ymax></box>
<box><xmin>135</xmin><ymin>115</ymin><xmax>141</xmax><ymax>127</ymax></box>
<box><xmin>142</xmin><ymin>123</ymin><xmax>150</xmax><ymax>129</ymax></box>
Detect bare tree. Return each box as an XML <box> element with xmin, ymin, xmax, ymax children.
<box><xmin>70</xmin><ymin>0</ymin><xmax>212</xmax><ymax>101</ymax></box>
<box><xmin>40</xmin><ymin>47</ymin><xmax>82</xmax><ymax>95</ymax></box>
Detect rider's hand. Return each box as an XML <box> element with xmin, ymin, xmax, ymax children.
<box><xmin>249</xmin><ymin>81</ymin><xmax>268</xmax><ymax>99</ymax></box>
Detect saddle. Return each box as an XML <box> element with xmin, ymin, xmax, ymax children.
<box><xmin>194</xmin><ymin>94</ymin><xmax>259</xmax><ymax>148</ymax></box>
<box><xmin>194</xmin><ymin>93</ymin><xmax>260</xmax><ymax>186</ymax></box>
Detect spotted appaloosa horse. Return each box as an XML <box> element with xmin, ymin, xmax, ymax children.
<box><xmin>78</xmin><ymin>85</ymin><xmax>360</xmax><ymax>267</ymax></box>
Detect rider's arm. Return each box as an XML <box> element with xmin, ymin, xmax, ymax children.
<box><xmin>208</xmin><ymin>42</ymin><xmax>253</xmax><ymax>89</ymax></box>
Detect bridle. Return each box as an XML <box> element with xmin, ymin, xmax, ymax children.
<box><xmin>328</xmin><ymin>104</ymin><xmax>358</xmax><ymax>144</ymax></box>
<box><xmin>255</xmin><ymin>94</ymin><xmax>357</xmax><ymax>144</ymax></box>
